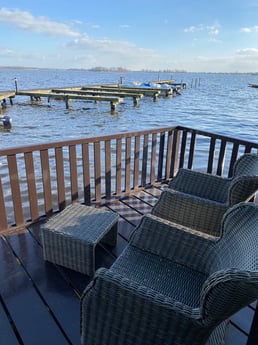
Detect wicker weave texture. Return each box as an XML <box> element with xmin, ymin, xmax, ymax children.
<box><xmin>153</xmin><ymin>153</ymin><xmax>258</xmax><ymax>236</ymax></box>
<box><xmin>42</xmin><ymin>204</ymin><xmax>119</xmax><ymax>275</ymax></box>
<box><xmin>81</xmin><ymin>202</ymin><xmax>258</xmax><ymax>345</ymax></box>
<box><xmin>151</xmin><ymin>189</ymin><xmax>226</xmax><ymax>236</ymax></box>
<box><xmin>168</xmin><ymin>153</ymin><xmax>258</xmax><ymax>205</ymax></box>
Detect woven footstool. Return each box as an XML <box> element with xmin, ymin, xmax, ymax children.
<box><xmin>42</xmin><ymin>203</ymin><xmax>119</xmax><ymax>275</ymax></box>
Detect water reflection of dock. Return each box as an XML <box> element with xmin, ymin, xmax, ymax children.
<box><xmin>0</xmin><ymin>80</ymin><xmax>186</xmax><ymax>112</ymax></box>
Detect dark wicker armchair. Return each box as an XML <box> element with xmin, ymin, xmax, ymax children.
<box><xmin>80</xmin><ymin>202</ymin><xmax>258</xmax><ymax>345</ymax></box>
<box><xmin>168</xmin><ymin>153</ymin><xmax>258</xmax><ymax>206</ymax></box>
<box><xmin>152</xmin><ymin>153</ymin><xmax>258</xmax><ymax>236</ymax></box>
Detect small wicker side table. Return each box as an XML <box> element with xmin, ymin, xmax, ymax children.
<box><xmin>42</xmin><ymin>203</ymin><xmax>119</xmax><ymax>275</ymax></box>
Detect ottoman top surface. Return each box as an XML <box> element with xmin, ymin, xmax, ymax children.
<box><xmin>44</xmin><ymin>204</ymin><xmax>119</xmax><ymax>241</ymax></box>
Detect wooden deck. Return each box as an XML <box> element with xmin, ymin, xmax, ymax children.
<box><xmin>0</xmin><ymin>184</ymin><xmax>256</xmax><ymax>345</ymax></box>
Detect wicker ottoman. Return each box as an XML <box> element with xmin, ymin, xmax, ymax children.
<box><xmin>42</xmin><ymin>204</ymin><xmax>119</xmax><ymax>275</ymax></box>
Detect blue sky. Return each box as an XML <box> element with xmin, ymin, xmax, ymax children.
<box><xmin>1</xmin><ymin>0</ymin><xmax>258</xmax><ymax>72</ymax></box>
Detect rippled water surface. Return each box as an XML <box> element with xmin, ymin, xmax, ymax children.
<box><xmin>0</xmin><ymin>69</ymin><xmax>258</xmax><ymax>149</ymax></box>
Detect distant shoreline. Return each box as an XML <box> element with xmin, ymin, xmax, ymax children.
<box><xmin>0</xmin><ymin>66</ymin><xmax>257</xmax><ymax>74</ymax></box>
<box><xmin>0</xmin><ymin>66</ymin><xmax>186</xmax><ymax>73</ymax></box>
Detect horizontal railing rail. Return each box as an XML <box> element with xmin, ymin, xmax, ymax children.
<box><xmin>0</xmin><ymin>125</ymin><xmax>257</xmax><ymax>233</ymax></box>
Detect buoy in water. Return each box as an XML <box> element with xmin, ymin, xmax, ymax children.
<box><xmin>0</xmin><ymin>115</ymin><xmax>12</xmax><ymax>129</ymax></box>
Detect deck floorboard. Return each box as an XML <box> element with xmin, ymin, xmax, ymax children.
<box><xmin>0</xmin><ymin>185</ymin><xmax>255</xmax><ymax>344</ymax></box>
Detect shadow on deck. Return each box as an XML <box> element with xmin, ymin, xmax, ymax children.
<box><xmin>0</xmin><ymin>185</ymin><xmax>256</xmax><ymax>345</ymax></box>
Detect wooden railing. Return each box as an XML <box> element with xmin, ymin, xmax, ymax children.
<box><xmin>0</xmin><ymin>125</ymin><xmax>258</xmax><ymax>233</ymax></box>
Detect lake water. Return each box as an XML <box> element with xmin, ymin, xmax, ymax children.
<box><xmin>0</xmin><ymin>69</ymin><xmax>258</xmax><ymax>149</ymax></box>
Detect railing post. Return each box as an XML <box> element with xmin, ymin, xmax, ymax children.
<box><xmin>82</xmin><ymin>143</ymin><xmax>91</xmax><ymax>205</ymax></box>
<box><xmin>7</xmin><ymin>155</ymin><xmax>24</xmax><ymax>227</ymax></box>
<box><xmin>0</xmin><ymin>176</ymin><xmax>8</xmax><ymax>231</ymax></box>
<box><xmin>55</xmin><ymin>147</ymin><xmax>66</xmax><ymax>211</ymax></box>
<box><xmin>169</xmin><ymin>128</ymin><xmax>181</xmax><ymax>178</ymax></box>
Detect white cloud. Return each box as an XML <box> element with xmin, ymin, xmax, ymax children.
<box><xmin>236</xmin><ymin>48</ymin><xmax>258</xmax><ymax>56</ymax></box>
<box><xmin>63</xmin><ymin>35</ymin><xmax>161</xmax><ymax>70</ymax></box>
<box><xmin>208</xmin><ymin>37</ymin><xmax>222</xmax><ymax>43</ymax></box>
<box><xmin>91</xmin><ymin>24</ymin><xmax>101</xmax><ymax>29</ymax></box>
<box><xmin>0</xmin><ymin>8</ymin><xmax>161</xmax><ymax>70</ymax></box>
<box><xmin>0</xmin><ymin>7</ymin><xmax>80</xmax><ymax>37</ymax></box>
<box><xmin>0</xmin><ymin>48</ymin><xmax>14</xmax><ymax>56</ymax></box>
<box><xmin>120</xmin><ymin>24</ymin><xmax>131</xmax><ymax>29</ymax></box>
<box><xmin>241</xmin><ymin>28</ymin><xmax>252</xmax><ymax>33</ymax></box>
<box><xmin>184</xmin><ymin>26</ymin><xmax>196</xmax><ymax>33</ymax></box>
<box><xmin>191</xmin><ymin>47</ymin><xmax>258</xmax><ymax>72</ymax></box>
<box><xmin>66</xmin><ymin>35</ymin><xmax>156</xmax><ymax>56</ymax></box>
<box><xmin>184</xmin><ymin>23</ymin><xmax>220</xmax><ymax>35</ymax></box>
<box><xmin>241</xmin><ymin>26</ymin><xmax>258</xmax><ymax>33</ymax></box>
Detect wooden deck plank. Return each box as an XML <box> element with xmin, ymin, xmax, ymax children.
<box><xmin>144</xmin><ymin>185</ymin><xmax>164</xmax><ymax>197</ymax></box>
<box><xmin>231</xmin><ymin>306</ymin><xmax>254</xmax><ymax>335</ymax></box>
<box><xmin>120</xmin><ymin>194</ymin><xmax>153</xmax><ymax>215</ymax></box>
<box><xmin>225</xmin><ymin>323</ymin><xmax>247</xmax><ymax>345</ymax></box>
<box><xmin>247</xmin><ymin>302</ymin><xmax>258</xmax><ymax>344</ymax></box>
<box><xmin>16</xmin><ymin>90</ymin><xmax>123</xmax><ymax>103</ymax></box>
<box><xmin>0</xmin><ymin>91</ymin><xmax>15</xmax><ymax>101</ymax></box>
<box><xmin>0</xmin><ymin>236</ymin><xmax>72</xmax><ymax>345</ymax></box>
<box><xmin>0</xmin><ymin>299</ymin><xmax>20</xmax><ymax>345</ymax></box>
<box><xmin>51</xmin><ymin>88</ymin><xmax>143</xmax><ymax>98</ymax></box>
<box><xmin>5</xmin><ymin>231</ymin><xmax>82</xmax><ymax>345</ymax></box>
<box><xmin>131</xmin><ymin>189</ymin><xmax>160</xmax><ymax>206</ymax></box>
<box><xmin>104</xmin><ymin>198</ymin><xmax>143</xmax><ymax>227</ymax></box>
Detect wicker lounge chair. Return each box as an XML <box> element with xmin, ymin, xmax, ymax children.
<box><xmin>80</xmin><ymin>202</ymin><xmax>258</xmax><ymax>345</ymax></box>
<box><xmin>152</xmin><ymin>153</ymin><xmax>258</xmax><ymax>236</ymax></box>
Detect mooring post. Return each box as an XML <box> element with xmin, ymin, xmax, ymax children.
<box><xmin>14</xmin><ymin>77</ymin><xmax>18</xmax><ymax>93</ymax></box>
<box><xmin>133</xmin><ymin>96</ymin><xmax>140</xmax><ymax>107</ymax></box>
<box><xmin>65</xmin><ymin>95</ymin><xmax>70</xmax><ymax>109</ymax></box>
<box><xmin>110</xmin><ymin>101</ymin><xmax>117</xmax><ymax>112</ymax></box>
<box><xmin>153</xmin><ymin>92</ymin><xmax>159</xmax><ymax>102</ymax></box>
<box><xmin>165</xmin><ymin>88</ymin><xmax>173</xmax><ymax>97</ymax></box>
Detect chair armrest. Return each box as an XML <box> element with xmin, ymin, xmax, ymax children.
<box><xmin>229</xmin><ymin>175</ymin><xmax>258</xmax><ymax>206</ymax></box>
<box><xmin>81</xmin><ymin>267</ymin><xmax>202</xmax><ymax>344</ymax></box>
<box><xmin>81</xmin><ymin>267</ymin><xmax>200</xmax><ymax>317</ymax></box>
<box><xmin>168</xmin><ymin>169</ymin><xmax>231</xmax><ymax>203</ymax></box>
<box><xmin>130</xmin><ymin>214</ymin><xmax>217</xmax><ymax>273</ymax></box>
<box><xmin>152</xmin><ymin>189</ymin><xmax>227</xmax><ymax>236</ymax></box>
<box><xmin>200</xmin><ymin>269</ymin><xmax>258</xmax><ymax>324</ymax></box>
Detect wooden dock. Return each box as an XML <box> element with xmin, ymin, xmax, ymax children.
<box><xmin>16</xmin><ymin>89</ymin><xmax>124</xmax><ymax>112</ymax></box>
<box><xmin>0</xmin><ymin>80</ymin><xmax>186</xmax><ymax>112</ymax></box>
<box><xmin>51</xmin><ymin>88</ymin><xmax>144</xmax><ymax>107</ymax></box>
<box><xmin>90</xmin><ymin>85</ymin><xmax>163</xmax><ymax>100</ymax></box>
<box><xmin>0</xmin><ymin>91</ymin><xmax>15</xmax><ymax>105</ymax></box>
